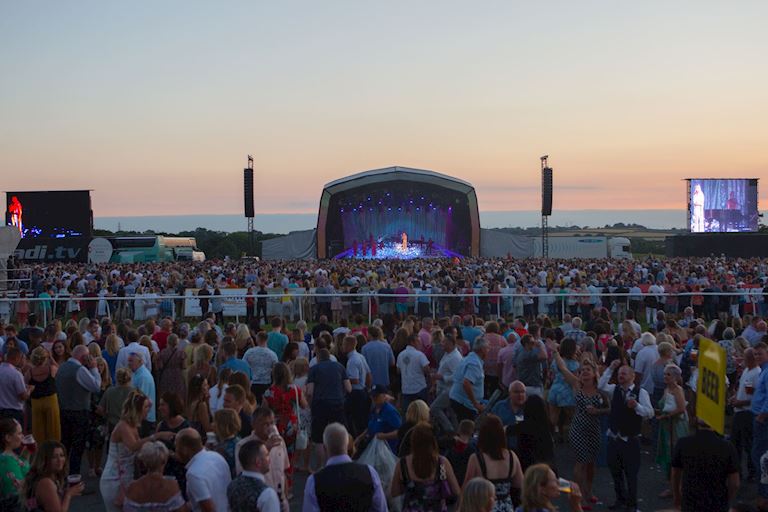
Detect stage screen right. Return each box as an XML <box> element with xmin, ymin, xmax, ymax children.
<box><xmin>688</xmin><ymin>179</ymin><xmax>759</xmax><ymax>233</ymax></box>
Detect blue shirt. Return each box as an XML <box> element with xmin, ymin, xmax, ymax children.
<box><xmin>449</xmin><ymin>351</ymin><xmax>485</xmax><ymax>412</ymax></box>
<box><xmin>267</xmin><ymin>331</ymin><xmax>289</xmax><ymax>360</ymax></box>
<box><xmin>307</xmin><ymin>360</ymin><xmax>348</xmax><ymax>406</ymax></box>
<box><xmin>491</xmin><ymin>399</ymin><xmax>524</xmax><ymax>449</ymax></box>
<box><xmin>132</xmin><ymin>365</ymin><xmax>156</xmax><ymax>422</ymax></box>
<box><xmin>752</xmin><ymin>362</ymin><xmax>768</xmax><ymax>415</ymax></box>
<box><xmin>461</xmin><ymin>326</ymin><xmax>483</xmax><ymax>345</ymax></box>
<box><xmin>367</xmin><ymin>402</ymin><xmax>402</xmax><ymax>452</ymax></box>
<box><xmin>361</xmin><ymin>340</ymin><xmax>395</xmax><ymax>387</ymax></box>
<box><xmin>219</xmin><ymin>356</ymin><xmax>253</xmax><ymax>380</ymax></box>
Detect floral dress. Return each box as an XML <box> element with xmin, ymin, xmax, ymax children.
<box><xmin>399</xmin><ymin>456</ymin><xmax>452</xmax><ymax>512</ymax></box>
<box><xmin>264</xmin><ymin>384</ymin><xmax>302</xmax><ymax>451</ymax></box>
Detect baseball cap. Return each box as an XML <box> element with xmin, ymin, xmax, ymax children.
<box><xmin>371</xmin><ymin>384</ymin><xmax>390</xmax><ymax>397</ymax></box>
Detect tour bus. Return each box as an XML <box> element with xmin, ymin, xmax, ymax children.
<box><xmin>107</xmin><ymin>236</ymin><xmax>205</xmax><ymax>263</ymax></box>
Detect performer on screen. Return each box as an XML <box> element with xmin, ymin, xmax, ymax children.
<box><xmin>726</xmin><ymin>191</ymin><xmax>740</xmax><ymax>210</ymax></box>
<box><xmin>691</xmin><ymin>184</ymin><xmax>705</xmax><ymax>232</ymax></box>
<box><xmin>8</xmin><ymin>196</ymin><xmax>23</xmax><ymax>237</ymax></box>
<box><xmin>401</xmin><ymin>232</ymin><xmax>408</xmax><ymax>251</ymax></box>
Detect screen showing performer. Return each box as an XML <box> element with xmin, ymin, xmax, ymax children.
<box><xmin>688</xmin><ymin>178</ymin><xmax>759</xmax><ymax>233</ymax></box>
<box><xmin>6</xmin><ymin>190</ymin><xmax>92</xmax><ymax>239</ymax></box>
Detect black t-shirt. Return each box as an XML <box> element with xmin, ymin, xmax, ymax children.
<box><xmin>671</xmin><ymin>429</ymin><xmax>738</xmax><ymax>512</ymax></box>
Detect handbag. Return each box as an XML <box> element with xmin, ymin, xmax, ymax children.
<box><xmin>294</xmin><ymin>385</ymin><xmax>309</xmax><ymax>450</ymax></box>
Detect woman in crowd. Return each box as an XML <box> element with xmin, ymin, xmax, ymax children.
<box><xmin>186</xmin><ymin>374</ymin><xmax>212</xmax><ymax>436</ymax></box>
<box><xmin>209</xmin><ymin>367</ymin><xmax>231</xmax><ymax>414</ymax></box>
<box><xmin>390</xmin><ymin>422</ymin><xmax>462</xmax><ymax>511</ymax></box>
<box><xmin>398</xmin><ymin>399</ymin><xmax>431</xmax><ymax>456</ymax></box>
<box><xmin>264</xmin><ymin>362</ymin><xmax>307</xmax><ymax>454</ymax></box>
<box><xmin>23</xmin><ymin>441</ymin><xmax>84</xmax><ymax>512</ymax></box>
<box><xmin>463</xmin><ymin>415</ymin><xmax>524</xmax><ymax>512</ymax></box>
<box><xmin>186</xmin><ymin>344</ymin><xmax>214</xmax><ymax>387</ymax></box>
<box><xmin>85</xmin><ymin>356</ymin><xmax>111</xmax><ymax>477</ymax></box>
<box><xmin>139</xmin><ymin>336</ymin><xmax>158</xmax><ymax>373</ymax></box>
<box><xmin>102</xmin><ymin>334</ymin><xmax>121</xmax><ymax>384</ymax></box>
<box><xmin>212</xmin><ymin>408</ymin><xmax>242</xmax><ymax>478</ymax></box>
<box><xmin>15</xmin><ymin>289</ymin><xmax>30</xmax><ymax>326</ymax></box>
<box><xmin>98</xmin><ymin>368</ymin><xmax>135</xmax><ymax>448</ymax></box>
<box><xmin>517</xmin><ymin>463</ymin><xmax>583</xmax><ymax>512</ymax></box>
<box><xmin>510</xmin><ymin>395</ymin><xmax>555</xmax><ymax>473</ymax></box>
<box><xmin>458</xmin><ymin>477</ymin><xmax>497</xmax><ymax>512</ymax></box>
<box><xmin>649</xmin><ymin>341</ymin><xmax>676</xmax><ymax>405</ymax></box>
<box><xmin>0</xmin><ymin>418</ymin><xmax>31</xmax><ymax>510</ymax></box>
<box><xmin>547</xmin><ymin>338</ymin><xmax>579</xmax><ymax>440</ymax></box>
<box><xmin>100</xmin><ymin>390</ymin><xmax>175</xmax><ymax>511</ymax></box>
<box><xmin>157</xmin><ymin>333</ymin><xmax>187</xmax><ymax>400</ymax></box>
<box><xmin>281</xmin><ymin>341</ymin><xmax>300</xmax><ymax>365</ymax></box>
<box><xmin>655</xmin><ymin>364</ymin><xmax>689</xmax><ymax>498</ymax></box>
<box><xmin>553</xmin><ymin>353</ymin><xmax>608</xmax><ymax>509</ymax></box>
<box><xmin>123</xmin><ymin>441</ymin><xmax>186</xmax><ymax>512</ymax></box>
<box><xmin>51</xmin><ymin>340</ymin><xmax>69</xmax><ymax>366</ymax></box>
<box><xmin>355</xmin><ymin>385</ymin><xmax>402</xmax><ymax>454</ymax></box>
<box><xmin>228</xmin><ymin>371</ymin><xmax>258</xmax><ymax>416</ymax></box>
<box><xmin>155</xmin><ymin>392</ymin><xmax>189</xmax><ymax>486</ymax></box>
<box><xmin>26</xmin><ymin>346</ymin><xmax>61</xmax><ymax>443</ymax></box>
<box><xmin>291</xmin><ymin>357</ymin><xmax>312</xmax><ymax>471</ymax></box>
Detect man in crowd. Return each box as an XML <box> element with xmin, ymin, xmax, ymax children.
<box><xmin>598</xmin><ymin>359</ymin><xmax>654</xmax><ymax>512</ymax></box>
<box><xmin>267</xmin><ymin>316</ymin><xmax>289</xmax><ymax>360</ymax></box>
<box><xmin>491</xmin><ymin>380</ymin><xmax>527</xmax><ymax>449</ymax></box>
<box><xmin>396</xmin><ymin>333</ymin><xmax>431</xmax><ymax>412</ymax></box>
<box><xmin>307</xmin><ymin>348</ymin><xmax>351</xmax><ymax>470</ymax></box>
<box><xmin>730</xmin><ymin>346</ymin><xmax>761</xmax><ymax>481</ymax></box>
<box><xmin>227</xmin><ymin>439</ymin><xmax>281</xmax><ymax>512</ymax></box>
<box><xmin>449</xmin><ymin>336</ymin><xmax>488</xmax><ymax>422</ymax></box>
<box><xmin>152</xmin><ymin>318</ymin><xmax>174</xmax><ymax>351</ymax></box>
<box><xmin>0</xmin><ymin>347</ymin><xmax>32</xmax><ymax>423</ymax></box>
<box><xmin>116</xmin><ymin>329</ymin><xmax>152</xmax><ymax>371</ymax></box>
<box><xmin>361</xmin><ymin>325</ymin><xmax>395</xmax><ymax>388</ymax></box>
<box><xmin>129</xmin><ymin>352</ymin><xmax>156</xmax><ymax>436</ymax></box>
<box><xmin>55</xmin><ymin>344</ymin><xmax>102</xmax><ymax>475</ymax></box>
<box><xmin>243</xmin><ymin>331</ymin><xmax>278</xmax><ymax>402</ymax></box>
<box><xmin>302</xmin><ymin>422</ymin><xmax>387</xmax><ymax>512</ymax></box>
<box><xmin>751</xmin><ymin>342</ymin><xmax>768</xmax><ymax>508</ymax></box>
<box><xmin>343</xmin><ymin>335</ymin><xmax>372</xmax><ymax>438</ymax></box>
<box><xmin>177</xmin><ymin>427</ymin><xmax>231</xmax><ymax>512</ymax></box>
<box><xmin>430</xmin><ymin>334</ymin><xmax>462</xmax><ymax>433</ymax></box>
<box><xmin>563</xmin><ymin>316</ymin><xmax>587</xmax><ymax>345</ymax></box>
<box><xmin>218</xmin><ymin>341</ymin><xmax>252</xmax><ymax>380</ymax></box>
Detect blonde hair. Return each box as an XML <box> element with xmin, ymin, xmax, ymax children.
<box><xmin>30</xmin><ymin>346</ymin><xmax>49</xmax><ymax>366</ymax></box>
<box><xmin>213</xmin><ymin>409</ymin><xmax>241</xmax><ymax>441</ymax></box>
<box><xmin>105</xmin><ymin>334</ymin><xmax>121</xmax><ymax>357</ymax></box>
<box><xmin>121</xmin><ymin>390</ymin><xmax>148</xmax><ymax>427</ymax></box>
<box><xmin>137</xmin><ymin>441</ymin><xmax>169</xmax><ymax>471</ymax></box>
<box><xmin>88</xmin><ymin>343</ymin><xmax>102</xmax><ymax>359</ymax></box>
<box><xmin>405</xmin><ymin>400</ymin><xmax>430</xmax><ymax>425</ymax></box>
<box><xmin>521</xmin><ymin>464</ymin><xmax>556</xmax><ymax>512</ymax></box>
<box><xmin>291</xmin><ymin>357</ymin><xmax>309</xmax><ymax>378</ymax></box>
<box><xmin>458</xmin><ymin>477</ymin><xmax>495</xmax><ymax>512</ymax></box>
<box><xmin>116</xmin><ymin>367</ymin><xmax>133</xmax><ymax>386</ymax></box>
<box><xmin>95</xmin><ymin>357</ymin><xmax>111</xmax><ymax>389</ymax></box>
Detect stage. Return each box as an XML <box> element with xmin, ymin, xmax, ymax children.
<box><xmin>333</xmin><ymin>237</ymin><xmax>462</xmax><ymax>260</ymax></box>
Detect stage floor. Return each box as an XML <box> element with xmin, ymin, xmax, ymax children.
<box><xmin>333</xmin><ymin>240</ymin><xmax>461</xmax><ymax>260</ymax></box>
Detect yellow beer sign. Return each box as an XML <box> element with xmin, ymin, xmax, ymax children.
<box><xmin>696</xmin><ymin>337</ymin><xmax>727</xmax><ymax>434</ymax></box>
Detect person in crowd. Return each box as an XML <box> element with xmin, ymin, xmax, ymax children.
<box><xmin>157</xmin><ymin>333</ymin><xmax>187</xmax><ymax>401</ymax></box>
<box><xmin>491</xmin><ymin>381</ymin><xmax>528</xmax><ymax>448</ymax></box>
<box><xmin>187</xmin><ymin>343</ymin><xmax>215</xmax><ymax>387</ymax></box>
<box><xmin>362</xmin><ymin>325</ymin><xmax>396</xmax><ymax>388</ymax></box>
<box><xmin>303</xmin><ymin>422</ymin><xmax>387</xmax><ymax>512</ymax></box>
<box><xmin>355</xmin><ymin>384</ymin><xmax>401</xmax><ymax>453</ymax></box>
<box><xmin>267</xmin><ymin>317</ymin><xmax>289</xmax><ymax>361</ymax></box>
<box><xmin>218</xmin><ymin>340</ymin><xmax>252</xmax><ymax>380</ymax></box>
<box><xmin>342</xmin><ymin>335</ymin><xmax>372</xmax><ymax>437</ymax></box>
<box><xmin>103</xmin><ymin>334</ymin><xmax>121</xmax><ymax>385</ymax></box>
<box><xmin>0</xmin><ymin>347</ymin><xmax>33</xmax><ymax>424</ymax></box>
<box><xmin>176</xmin><ymin>427</ymin><xmax>232</xmax><ymax>512</ymax></box>
<box><xmin>517</xmin><ymin>463</ymin><xmax>583</xmax><ymax>512</ymax></box>
<box><xmin>235</xmin><ymin>406</ymin><xmax>290</xmax><ymax>507</ymax></box>
<box><xmin>228</xmin><ymin>372</ymin><xmax>258</xmax><ymax>416</ymax></box>
<box><xmin>209</xmin><ymin>367</ymin><xmax>231</xmax><ymax>415</ymax></box>
<box><xmin>306</xmin><ymin>348</ymin><xmax>350</xmax><ymax>470</ymax></box>
<box><xmin>155</xmin><ymin>391</ymin><xmax>190</xmax><ymax>485</ymax></box>
<box><xmin>129</xmin><ymin>352</ymin><xmax>157</xmax><ymax>436</ymax></box>
<box><xmin>654</xmin><ymin>363</ymin><xmax>689</xmax><ymax>500</ymax></box>
<box><xmin>54</xmin><ymin>344</ymin><xmax>101</xmax><ymax>476</ymax></box>
<box><xmin>730</xmin><ymin>347</ymin><xmax>761</xmax><ymax>481</ymax></box>
<box><xmin>210</xmin><ymin>408</ymin><xmax>240</xmax><ymax>473</ymax></box>
<box><xmin>513</xmin><ymin>334</ymin><xmax>547</xmax><ymax>398</ymax></box>
<box><xmin>100</xmin><ymin>390</ymin><xmax>175</xmax><ymax>511</ymax></box>
<box><xmin>509</xmin><ymin>395</ymin><xmax>555</xmax><ymax>473</ymax></box>
<box><xmin>264</xmin><ymin>362</ymin><xmax>307</xmax><ymax>466</ymax></box>
<box><xmin>186</xmin><ymin>374</ymin><xmax>212</xmax><ymax>436</ymax></box>
<box><xmin>547</xmin><ymin>338</ymin><xmax>579</xmax><ymax>441</ymax></box>
<box><xmin>116</xmin><ymin>330</ymin><xmax>152</xmax><ymax>372</ymax></box>
<box><xmin>397</xmin><ymin>399</ymin><xmax>431</xmax><ymax>456</ymax></box>
<box><xmin>51</xmin><ymin>340</ymin><xmax>70</xmax><ymax>366</ymax></box>
<box><xmin>598</xmin><ymin>359</ymin><xmax>655</xmax><ymax>511</ymax></box>
<box><xmin>751</xmin><ymin>342</ymin><xmax>768</xmax><ymax>508</ymax></box>
<box><xmin>430</xmin><ymin>334</ymin><xmax>463</xmax><ymax>434</ymax></box>
<box><xmin>26</xmin><ymin>346</ymin><xmax>61</xmax><ymax>443</ymax></box>
<box><xmin>221</xmin><ymin>384</ymin><xmax>251</xmax><ymax>438</ymax></box>
<box><xmin>243</xmin><ymin>331</ymin><xmax>278</xmax><ymax>402</ymax></box>
<box><xmin>0</xmin><ymin>418</ymin><xmax>31</xmax><ymax>509</ymax></box>
<box><xmin>97</xmin><ymin>367</ymin><xmax>135</xmax><ymax>447</ymax></box>
<box><xmin>228</xmin><ymin>438</ymin><xmax>281</xmax><ymax>512</ymax></box>
<box><xmin>553</xmin><ymin>353</ymin><xmax>608</xmax><ymax>509</ymax></box>
<box><xmin>458</xmin><ymin>477</ymin><xmax>496</xmax><ymax>512</ymax></box>
<box><xmin>123</xmin><ymin>441</ymin><xmax>187</xmax><ymax>512</ymax></box>
<box><xmin>483</xmin><ymin>321</ymin><xmax>508</xmax><ymax>396</ymax></box>
<box><xmin>397</xmin><ymin>332</ymin><xmax>431</xmax><ymax>413</ymax></box>
<box><xmin>671</xmin><ymin>420</ymin><xmax>740</xmax><ymax>512</ymax></box>
<box><xmin>450</xmin><ymin>336</ymin><xmax>489</xmax><ymax>422</ymax></box>
<box><xmin>463</xmin><ymin>414</ymin><xmax>524</xmax><ymax>511</ymax></box>
<box><xmin>22</xmin><ymin>441</ymin><xmax>85</xmax><ymax>512</ymax></box>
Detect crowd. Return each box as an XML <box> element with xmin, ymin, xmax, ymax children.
<box><xmin>0</xmin><ymin>256</ymin><xmax>766</xmax><ymax>512</ymax></box>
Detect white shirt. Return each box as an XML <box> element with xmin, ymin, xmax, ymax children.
<box><xmin>396</xmin><ymin>345</ymin><xmax>430</xmax><ymax>394</ymax></box>
<box><xmin>115</xmin><ymin>342</ymin><xmax>152</xmax><ymax>372</ymax></box>
<box><xmin>436</xmin><ymin>348</ymin><xmax>463</xmax><ymax>395</ymax></box>
<box><xmin>239</xmin><ymin>471</ymin><xmax>280</xmax><ymax>512</ymax></box>
<box><xmin>598</xmin><ymin>367</ymin><xmax>655</xmax><ymax>432</ymax></box>
<box><xmin>186</xmin><ymin>449</ymin><xmax>232</xmax><ymax>512</ymax></box>
<box><xmin>633</xmin><ymin>345</ymin><xmax>659</xmax><ymax>395</ymax></box>
<box><xmin>736</xmin><ymin>365</ymin><xmax>762</xmax><ymax>412</ymax></box>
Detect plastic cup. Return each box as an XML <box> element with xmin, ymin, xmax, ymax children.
<box><xmin>746</xmin><ymin>382</ymin><xmax>755</xmax><ymax>395</ymax></box>
<box><xmin>22</xmin><ymin>434</ymin><xmax>36</xmax><ymax>453</ymax></box>
<box><xmin>514</xmin><ymin>414</ymin><xmax>525</xmax><ymax>423</ymax></box>
<box><xmin>205</xmin><ymin>432</ymin><xmax>217</xmax><ymax>447</ymax></box>
<box><xmin>557</xmin><ymin>477</ymin><xmax>571</xmax><ymax>493</ymax></box>
<box><xmin>67</xmin><ymin>474</ymin><xmax>82</xmax><ymax>487</ymax></box>
<box><xmin>691</xmin><ymin>350</ymin><xmax>698</xmax><ymax>362</ymax></box>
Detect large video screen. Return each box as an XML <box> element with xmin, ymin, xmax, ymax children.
<box><xmin>6</xmin><ymin>190</ymin><xmax>92</xmax><ymax>239</ymax></box>
<box><xmin>688</xmin><ymin>179</ymin><xmax>759</xmax><ymax>233</ymax></box>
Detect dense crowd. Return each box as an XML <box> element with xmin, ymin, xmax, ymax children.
<box><xmin>0</xmin><ymin>256</ymin><xmax>767</xmax><ymax>512</ymax></box>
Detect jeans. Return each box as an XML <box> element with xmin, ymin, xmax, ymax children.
<box><xmin>752</xmin><ymin>417</ymin><xmax>768</xmax><ymax>498</ymax></box>
<box><xmin>61</xmin><ymin>410</ymin><xmax>90</xmax><ymax>475</ymax></box>
<box><xmin>607</xmin><ymin>436</ymin><xmax>640</xmax><ymax>507</ymax></box>
<box><xmin>401</xmin><ymin>388</ymin><xmax>428</xmax><ymax>415</ymax></box>
<box><xmin>450</xmin><ymin>399</ymin><xmax>478</xmax><ymax>423</ymax></box>
<box><xmin>344</xmin><ymin>389</ymin><xmax>371</xmax><ymax>438</ymax></box>
<box><xmin>732</xmin><ymin>410</ymin><xmax>755</xmax><ymax>478</ymax></box>
<box><xmin>430</xmin><ymin>389</ymin><xmax>457</xmax><ymax>433</ymax></box>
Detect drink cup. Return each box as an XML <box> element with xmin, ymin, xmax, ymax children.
<box><xmin>557</xmin><ymin>477</ymin><xmax>572</xmax><ymax>493</ymax></box>
<box><xmin>691</xmin><ymin>349</ymin><xmax>698</xmax><ymax>362</ymax></box>
<box><xmin>514</xmin><ymin>414</ymin><xmax>525</xmax><ymax>423</ymax></box>
<box><xmin>22</xmin><ymin>434</ymin><xmax>36</xmax><ymax>453</ymax></box>
<box><xmin>67</xmin><ymin>474</ymin><xmax>82</xmax><ymax>487</ymax></box>
<box><xmin>205</xmin><ymin>432</ymin><xmax>217</xmax><ymax>447</ymax></box>
<box><xmin>746</xmin><ymin>382</ymin><xmax>755</xmax><ymax>395</ymax></box>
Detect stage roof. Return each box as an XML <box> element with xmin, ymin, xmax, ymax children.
<box><xmin>321</xmin><ymin>166</ymin><xmax>475</xmax><ymax>195</ymax></box>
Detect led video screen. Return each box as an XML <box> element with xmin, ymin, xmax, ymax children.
<box><xmin>6</xmin><ymin>190</ymin><xmax>92</xmax><ymax>239</ymax></box>
<box><xmin>688</xmin><ymin>179</ymin><xmax>759</xmax><ymax>233</ymax></box>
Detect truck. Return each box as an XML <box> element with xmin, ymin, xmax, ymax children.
<box><xmin>533</xmin><ymin>236</ymin><xmax>632</xmax><ymax>259</ymax></box>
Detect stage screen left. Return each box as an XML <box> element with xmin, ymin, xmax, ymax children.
<box><xmin>688</xmin><ymin>179</ymin><xmax>759</xmax><ymax>233</ymax></box>
<box><xmin>6</xmin><ymin>190</ymin><xmax>92</xmax><ymax>239</ymax></box>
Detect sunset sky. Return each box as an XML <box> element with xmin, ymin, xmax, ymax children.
<box><xmin>1</xmin><ymin>1</ymin><xmax>766</xmax><ymax>217</ymax></box>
